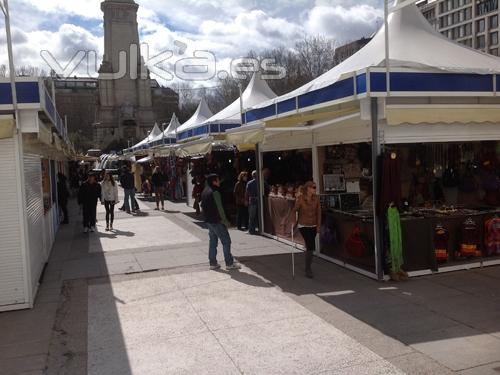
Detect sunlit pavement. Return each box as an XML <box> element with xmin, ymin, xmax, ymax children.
<box><xmin>0</xmin><ymin>191</ymin><xmax>499</xmax><ymax>374</ymax></box>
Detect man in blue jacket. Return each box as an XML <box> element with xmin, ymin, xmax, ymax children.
<box><xmin>201</xmin><ymin>174</ymin><xmax>241</xmax><ymax>271</ymax></box>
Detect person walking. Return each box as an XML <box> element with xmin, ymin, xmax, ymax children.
<box><xmin>245</xmin><ymin>170</ymin><xmax>259</xmax><ymax>234</ymax></box>
<box><xmin>292</xmin><ymin>181</ymin><xmax>321</xmax><ymax>279</ymax></box>
<box><xmin>234</xmin><ymin>171</ymin><xmax>249</xmax><ymax>230</ymax></box>
<box><xmin>78</xmin><ymin>174</ymin><xmax>101</xmax><ymax>233</ymax></box>
<box><xmin>57</xmin><ymin>173</ymin><xmax>70</xmax><ymax>224</ymax></box>
<box><xmin>119</xmin><ymin>167</ymin><xmax>136</xmax><ymax>214</ymax></box>
<box><xmin>101</xmin><ymin>171</ymin><xmax>119</xmax><ymax>231</ymax></box>
<box><xmin>201</xmin><ymin>174</ymin><xmax>241</xmax><ymax>271</ymax></box>
<box><xmin>151</xmin><ymin>166</ymin><xmax>166</xmax><ymax>210</ymax></box>
<box><xmin>192</xmin><ymin>176</ymin><xmax>204</xmax><ymax>216</ymax></box>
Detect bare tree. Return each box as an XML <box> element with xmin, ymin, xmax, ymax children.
<box><xmin>294</xmin><ymin>36</ymin><xmax>336</xmax><ymax>82</ymax></box>
<box><xmin>0</xmin><ymin>64</ymin><xmax>48</xmax><ymax>78</ymax></box>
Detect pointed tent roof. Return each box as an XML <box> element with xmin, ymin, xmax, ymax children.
<box><xmin>131</xmin><ymin>123</ymin><xmax>162</xmax><ymax>150</ymax></box>
<box><xmin>176</xmin><ymin>98</ymin><xmax>213</xmax><ymax>134</ymax></box>
<box><xmin>248</xmin><ymin>3</ymin><xmax>500</xmax><ymax>113</ymax></box>
<box><xmin>205</xmin><ymin>72</ymin><xmax>277</xmax><ymax>125</ymax></box>
<box><xmin>150</xmin><ymin>113</ymin><xmax>181</xmax><ymax>145</ymax></box>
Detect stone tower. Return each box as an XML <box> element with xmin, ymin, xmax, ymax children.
<box><xmin>95</xmin><ymin>0</ymin><xmax>156</xmax><ymax>150</ymax></box>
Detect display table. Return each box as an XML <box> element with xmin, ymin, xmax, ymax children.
<box><xmin>264</xmin><ymin>196</ymin><xmax>304</xmax><ymax>245</ymax></box>
<box><xmin>400</xmin><ymin>208</ymin><xmax>500</xmax><ymax>271</ymax></box>
<box><xmin>320</xmin><ymin>210</ymin><xmax>376</xmax><ymax>273</ymax></box>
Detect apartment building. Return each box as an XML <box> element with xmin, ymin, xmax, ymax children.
<box><xmin>418</xmin><ymin>0</ymin><xmax>499</xmax><ymax>55</ymax></box>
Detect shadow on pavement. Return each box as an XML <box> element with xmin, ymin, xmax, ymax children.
<box><xmin>45</xmin><ymin>200</ymin><xmax>134</xmax><ymax>375</ymax></box>
<box><xmin>215</xmin><ymin>269</ymin><xmax>276</xmax><ymax>289</ymax></box>
<box><xmin>239</xmin><ymin>252</ymin><xmax>500</xmax><ymax>348</ymax></box>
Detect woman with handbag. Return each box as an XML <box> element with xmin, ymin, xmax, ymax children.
<box><xmin>292</xmin><ymin>181</ymin><xmax>321</xmax><ymax>278</ymax></box>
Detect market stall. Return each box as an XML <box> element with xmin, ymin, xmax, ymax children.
<box><xmin>232</xmin><ymin>3</ymin><xmax>500</xmax><ymax>279</ymax></box>
<box><xmin>176</xmin><ymin>74</ymin><xmax>276</xmax><ymax>209</ymax></box>
<box><xmin>0</xmin><ymin>78</ymin><xmax>71</xmax><ymax>311</ymax></box>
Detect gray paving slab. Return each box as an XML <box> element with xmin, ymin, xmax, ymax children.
<box><xmin>0</xmin><ymin>354</ymin><xmax>47</xmax><ymax>375</ymax></box>
<box><xmin>410</xmin><ymin>324</ymin><xmax>500</xmax><ymax>371</ymax></box>
<box><xmin>88</xmin><ymin>273</ymin><xmax>178</xmax><ymax>306</ymax></box>
<box><xmin>187</xmin><ymin>286</ymin><xmax>311</xmax><ymax>331</ymax></box>
<box><xmin>420</xmin><ymin>293</ymin><xmax>500</xmax><ymax>329</ymax></box>
<box><xmin>459</xmin><ymin>361</ymin><xmax>500</xmax><ymax>375</ymax></box>
<box><xmin>388</xmin><ymin>352</ymin><xmax>455</xmax><ymax>375</ymax></box>
<box><xmin>61</xmin><ymin>258</ymin><xmax>106</xmax><ymax>280</ymax></box>
<box><xmin>324</xmin><ymin>360</ymin><xmax>404</xmax><ymax>375</ymax></box>
<box><xmin>88</xmin><ymin>216</ymin><xmax>200</xmax><ymax>253</ymax></box>
<box><xmin>102</xmin><ymin>253</ymin><xmax>138</xmax><ymax>265</ymax></box>
<box><xmin>213</xmin><ymin>315</ymin><xmax>402</xmax><ymax>375</ymax></box>
<box><xmin>105</xmin><ymin>261</ymin><xmax>142</xmax><ymax>275</ymax></box>
<box><xmin>0</xmin><ymin>302</ymin><xmax>59</xmax><ymax>346</ymax></box>
<box><xmin>88</xmin><ymin>292</ymin><xmax>207</xmax><ymax>351</ymax></box>
<box><xmin>88</xmin><ymin>331</ymin><xmax>240</xmax><ymax>375</ymax></box>
<box><xmin>0</xmin><ymin>340</ymin><xmax>51</xmax><ymax>361</ymax></box>
<box><xmin>135</xmin><ymin>251</ymin><xmax>208</xmax><ymax>270</ymax></box>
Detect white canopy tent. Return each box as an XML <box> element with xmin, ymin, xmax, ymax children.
<box><xmin>149</xmin><ymin>113</ymin><xmax>181</xmax><ymax>148</ymax></box>
<box><xmin>177</xmin><ymin>72</ymin><xmax>277</xmax><ymax>142</ymax></box>
<box><xmin>176</xmin><ymin>98</ymin><xmax>213</xmax><ymax>142</ymax></box>
<box><xmin>229</xmin><ymin>1</ymin><xmax>500</xmax><ymax>280</ymax></box>
<box><xmin>176</xmin><ymin>73</ymin><xmax>277</xmax><ymax>155</ymax></box>
<box><xmin>127</xmin><ymin>123</ymin><xmax>162</xmax><ymax>153</ymax></box>
<box><xmin>243</xmin><ymin>2</ymin><xmax>500</xmax><ymax>130</ymax></box>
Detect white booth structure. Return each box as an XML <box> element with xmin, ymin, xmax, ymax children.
<box><xmin>231</xmin><ymin>4</ymin><xmax>500</xmax><ymax>279</ymax></box>
<box><xmin>149</xmin><ymin>113</ymin><xmax>180</xmax><ymax>149</ymax></box>
<box><xmin>0</xmin><ymin>78</ymin><xmax>71</xmax><ymax>311</ymax></box>
<box><xmin>126</xmin><ymin>122</ymin><xmax>162</xmax><ymax>154</ymax></box>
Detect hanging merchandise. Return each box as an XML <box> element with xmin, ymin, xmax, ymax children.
<box><xmin>484</xmin><ymin>216</ymin><xmax>500</xmax><ymax>256</ymax></box>
<box><xmin>387</xmin><ymin>206</ymin><xmax>405</xmax><ymax>278</ymax></box>
<box><xmin>380</xmin><ymin>152</ymin><xmax>402</xmax><ymax>211</ymax></box>
<box><xmin>345</xmin><ymin>227</ymin><xmax>367</xmax><ymax>258</ymax></box>
<box><xmin>434</xmin><ymin>224</ymin><xmax>449</xmax><ymax>262</ymax></box>
<box><xmin>458</xmin><ymin>218</ymin><xmax>481</xmax><ymax>258</ymax></box>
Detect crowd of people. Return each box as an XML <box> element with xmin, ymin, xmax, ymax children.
<box><xmin>58</xmin><ymin>164</ymin><xmax>320</xmax><ymax>277</ymax></box>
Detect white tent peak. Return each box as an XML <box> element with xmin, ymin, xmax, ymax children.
<box><xmin>205</xmin><ymin>72</ymin><xmax>277</xmax><ymax>124</ymax></box>
<box><xmin>177</xmin><ymin>97</ymin><xmax>214</xmax><ymax>133</ymax></box>
<box><xmin>164</xmin><ymin>113</ymin><xmax>181</xmax><ymax>136</ymax></box>
<box><xmin>131</xmin><ymin>123</ymin><xmax>162</xmax><ymax>149</ymax></box>
<box><xmin>251</xmin><ymin>3</ymin><xmax>500</xmax><ymax>111</ymax></box>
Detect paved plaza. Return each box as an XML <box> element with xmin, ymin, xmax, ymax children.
<box><xmin>0</xmin><ymin>193</ymin><xmax>499</xmax><ymax>374</ymax></box>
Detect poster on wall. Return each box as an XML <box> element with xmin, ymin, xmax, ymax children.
<box><xmin>41</xmin><ymin>159</ymin><xmax>51</xmax><ymax>214</ymax></box>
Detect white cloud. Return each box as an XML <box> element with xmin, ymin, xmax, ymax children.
<box><xmin>306</xmin><ymin>5</ymin><xmax>382</xmax><ymax>43</ymax></box>
<box><xmin>0</xmin><ymin>0</ymin><xmax>382</xmax><ymax>82</ymax></box>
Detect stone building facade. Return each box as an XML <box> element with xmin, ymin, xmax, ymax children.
<box><xmin>54</xmin><ymin>0</ymin><xmax>179</xmax><ymax>152</ymax></box>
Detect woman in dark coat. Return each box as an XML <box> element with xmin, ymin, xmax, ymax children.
<box><xmin>234</xmin><ymin>171</ymin><xmax>249</xmax><ymax>230</ymax></box>
<box><xmin>78</xmin><ymin>174</ymin><xmax>101</xmax><ymax>233</ymax></box>
<box><xmin>57</xmin><ymin>173</ymin><xmax>70</xmax><ymax>224</ymax></box>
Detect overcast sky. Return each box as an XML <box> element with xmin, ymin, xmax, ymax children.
<box><xmin>0</xmin><ymin>0</ymin><xmax>383</xmax><ymax>84</ymax></box>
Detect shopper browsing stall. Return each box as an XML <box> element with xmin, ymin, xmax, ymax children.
<box><xmin>246</xmin><ymin>170</ymin><xmax>259</xmax><ymax>234</ymax></box>
<box><xmin>234</xmin><ymin>171</ymin><xmax>249</xmax><ymax>230</ymax></box>
<box><xmin>292</xmin><ymin>181</ymin><xmax>321</xmax><ymax>279</ymax></box>
<box><xmin>152</xmin><ymin>166</ymin><xmax>166</xmax><ymax>210</ymax></box>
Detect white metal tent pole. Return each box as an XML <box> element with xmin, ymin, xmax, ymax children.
<box><xmin>385</xmin><ymin>0</ymin><xmax>390</xmax><ymax>95</ymax></box>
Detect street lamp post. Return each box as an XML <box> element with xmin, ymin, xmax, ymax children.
<box><xmin>0</xmin><ymin>0</ymin><xmax>20</xmax><ymax>131</ymax></box>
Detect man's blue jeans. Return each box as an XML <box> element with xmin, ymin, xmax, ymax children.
<box><xmin>124</xmin><ymin>188</ymin><xmax>135</xmax><ymax>212</ymax></box>
<box><xmin>206</xmin><ymin>223</ymin><xmax>234</xmax><ymax>266</ymax></box>
<box><xmin>248</xmin><ymin>203</ymin><xmax>259</xmax><ymax>234</ymax></box>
